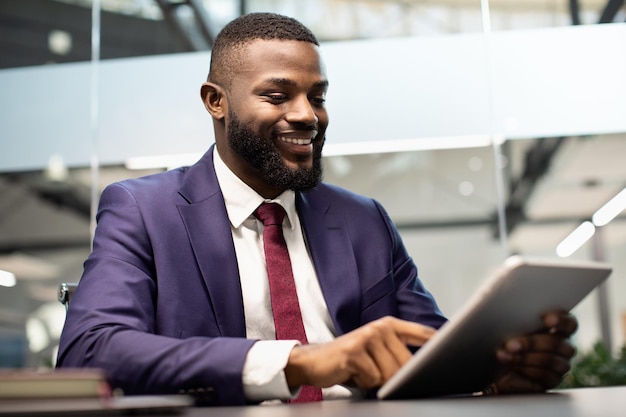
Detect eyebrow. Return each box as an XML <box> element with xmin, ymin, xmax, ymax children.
<box><xmin>261</xmin><ymin>77</ymin><xmax>329</xmax><ymax>90</ymax></box>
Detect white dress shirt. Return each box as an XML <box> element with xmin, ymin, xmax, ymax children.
<box><xmin>212</xmin><ymin>147</ymin><xmax>362</xmax><ymax>402</ymax></box>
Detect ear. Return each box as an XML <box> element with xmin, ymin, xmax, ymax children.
<box><xmin>200</xmin><ymin>82</ymin><xmax>226</xmax><ymax>120</ymax></box>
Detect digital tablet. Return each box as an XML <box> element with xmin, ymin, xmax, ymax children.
<box><xmin>377</xmin><ymin>255</ymin><xmax>612</xmax><ymax>400</ymax></box>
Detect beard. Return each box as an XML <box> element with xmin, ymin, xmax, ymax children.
<box><xmin>227</xmin><ymin>114</ymin><xmax>324</xmax><ymax>192</ymax></box>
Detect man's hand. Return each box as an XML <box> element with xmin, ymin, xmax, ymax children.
<box><xmin>492</xmin><ymin>311</ymin><xmax>578</xmax><ymax>394</ymax></box>
<box><xmin>284</xmin><ymin>316</ymin><xmax>435</xmax><ymax>390</ymax></box>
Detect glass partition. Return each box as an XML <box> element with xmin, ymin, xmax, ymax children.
<box><xmin>0</xmin><ymin>0</ymin><xmax>624</xmax><ymax>372</ymax></box>
<box><xmin>324</xmin><ymin>135</ymin><xmax>626</xmax><ymax>355</ymax></box>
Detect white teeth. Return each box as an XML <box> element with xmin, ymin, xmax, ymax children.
<box><xmin>280</xmin><ymin>137</ymin><xmax>312</xmax><ymax>145</ymax></box>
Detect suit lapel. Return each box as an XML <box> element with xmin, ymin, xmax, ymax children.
<box><xmin>297</xmin><ymin>191</ymin><xmax>361</xmax><ymax>335</ymax></box>
<box><xmin>177</xmin><ymin>148</ymin><xmax>246</xmax><ymax>338</ymax></box>
<box><xmin>176</xmin><ymin>148</ymin><xmax>362</xmax><ymax>338</ymax></box>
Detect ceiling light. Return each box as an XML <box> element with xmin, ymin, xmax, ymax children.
<box><xmin>48</xmin><ymin>30</ymin><xmax>72</xmax><ymax>56</ymax></box>
<box><xmin>468</xmin><ymin>156</ymin><xmax>484</xmax><ymax>172</ymax></box>
<box><xmin>592</xmin><ymin>187</ymin><xmax>626</xmax><ymax>227</ymax></box>
<box><xmin>458</xmin><ymin>181</ymin><xmax>475</xmax><ymax>197</ymax></box>
<box><xmin>45</xmin><ymin>154</ymin><xmax>69</xmax><ymax>182</ymax></box>
<box><xmin>556</xmin><ymin>221</ymin><xmax>596</xmax><ymax>258</ymax></box>
<box><xmin>0</xmin><ymin>269</ymin><xmax>16</xmax><ymax>287</ymax></box>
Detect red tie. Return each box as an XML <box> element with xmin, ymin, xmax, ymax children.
<box><xmin>254</xmin><ymin>202</ymin><xmax>323</xmax><ymax>403</ymax></box>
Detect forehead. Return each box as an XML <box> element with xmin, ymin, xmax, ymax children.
<box><xmin>234</xmin><ymin>39</ymin><xmax>327</xmax><ymax>83</ymax></box>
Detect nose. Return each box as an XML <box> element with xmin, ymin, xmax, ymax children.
<box><xmin>285</xmin><ymin>95</ymin><xmax>318</xmax><ymax>126</ymax></box>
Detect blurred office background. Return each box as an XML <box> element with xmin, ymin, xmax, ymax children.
<box><xmin>0</xmin><ymin>0</ymin><xmax>625</xmax><ymax>371</ymax></box>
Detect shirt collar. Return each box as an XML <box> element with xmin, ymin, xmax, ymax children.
<box><xmin>213</xmin><ymin>147</ymin><xmax>297</xmax><ymax>230</ymax></box>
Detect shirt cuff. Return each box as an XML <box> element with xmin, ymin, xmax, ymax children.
<box><xmin>242</xmin><ymin>340</ymin><xmax>301</xmax><ymax>402</ymax></box>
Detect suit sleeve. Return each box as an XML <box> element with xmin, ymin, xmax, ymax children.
<box><xmin>373</xmin><ymin>199</ymin><xmax>448</xmax><ymax>330</ymax></box>
<box><xmin>56</xmin><ymin>183</ymin><xmax>256</xmax><ymax>406</ymax></box>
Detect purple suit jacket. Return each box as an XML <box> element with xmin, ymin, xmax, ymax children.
<box><xmin>57</xmin><ymin>146</ymin><xmax>446</xmax><ymax>405</ymax></box>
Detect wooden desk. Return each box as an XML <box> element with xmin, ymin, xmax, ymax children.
<box><xmin>184</xmin><ymin>387</ymin><xmax>625</xmax><ymax>417</ymax></box>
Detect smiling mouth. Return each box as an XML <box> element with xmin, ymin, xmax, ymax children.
<box><xmin>279</xmin><ymin>136</ymin><xmax>313</xmax><ymax>145</ymax></box>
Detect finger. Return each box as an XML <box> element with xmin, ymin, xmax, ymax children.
<box><xmin>508</xmin><ymin>363</ymin><xmax>565</xmax><ymax>390</ymax></box>
<box><xmin>348</xmin><ymin>351</ymin><xmax>383</xmax><ymax>389</ymax></box>
<box><xmin>495</xmin><ymin>346</ymin><xmax>572</xmax><ymax>392</ymax></box>
<box><xmin>497</xmin><ymin>345</ymin><xmax>574</xmax><ymax>372</ymax></box>
<box><xmin>369</xmin><ymin>317</ymin><xmax>416</xmax><ymax>363</ymax></box>
<box><xmin>364</xmin><ymin>337</ymin><xmax>402</xmax><ymax>383</ymax></box>
<box><xmin>329</xmin><ymin>317</ymin><xmax>436</xmax><ymax>389</ymax></box>
<box><xmin>501</xmin><ymin>334</ymin><xmax>576</xmax><ymax>358</ymax></box>
<box><xmin>336</xmin><ymin>325</ymin><xmax>392</xmax><ymax>389</ymax></box>
<box><xmin>495</xmin><ymin>372</ymin><xmax>547</xmax><ymax>394</ymax></box>
<box><xmin>502</xmin><ymin>351</ymin><xmax>571</xmax><ymax>375</ymax></box>
<box><xmin>381</xmin><ymin>316</ymin><xmax>437</xmax><ymax>346</ymax></box>
<box><xmin>383</xmin><ymin>329</ymin><xmax>415</xmax><ymax>366</ymax></box>
<box><xmin>496</xmin><ymin>350</ymin><xmax>568</xmax><ymax>392</ymax></box>
<box><xmin>543</xmin><ymin>311</ymin><xmax>578</xmax><ymax>336</ymax></box>
<box><xmin>363</xmin><ymin>321</ymin><xmax>413</xmax><ymax>382</ymax></box>
<box><xmin>352</xmin><ymin>319</ymin><xmax>408</xmax><ymax>382</ymax></box>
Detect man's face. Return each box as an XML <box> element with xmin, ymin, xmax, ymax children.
<box><xmin>220</xmin><ymin>39</ymin><xmax>329</xmax><ymax>197</ymax></box>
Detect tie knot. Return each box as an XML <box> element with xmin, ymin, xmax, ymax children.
<box><xmin>254</xmin><ymin>202</ymin><xmax>286</xmax><ymax>226</ymax></box>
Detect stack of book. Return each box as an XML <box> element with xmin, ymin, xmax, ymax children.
<box><xmin>0</xmin><ymin>368</ymin><xmax>111</xmax><ymax>400</ymax></box>
<box><xmin>0</xmin><ymin>368</ymin><xmax>192</xmax><ymax>415</ymax></box>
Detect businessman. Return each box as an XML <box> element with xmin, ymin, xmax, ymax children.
<box><xmin>57</xmin><ymin>12</ymin><xmax>576</xmax><ymax>405</ymax></box>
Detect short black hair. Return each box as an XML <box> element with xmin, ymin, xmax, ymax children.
<box><xmin>208</xmin><ymin>13</ymin><xmax>319</xmax><ymax>85</ymax></box>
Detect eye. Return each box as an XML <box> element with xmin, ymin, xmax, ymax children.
<box><xmin>264</xmin><ymin>94</ymin><xmax>288</xmax><ymax>103</ymax></box>
<box><xmin>311</xmin><ymin>96</ymin><xmax>326</xmax><ymax>107</ymax></box>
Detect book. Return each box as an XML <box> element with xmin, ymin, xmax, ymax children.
<box><xmin>0</xmin><ymin>368</ymin><xmax>111</xmax><ymax>399</ymax></box>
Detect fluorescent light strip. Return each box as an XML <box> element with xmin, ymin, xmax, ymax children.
<box><xmin>592</xmin><ymin>187</ymin><xmax>626</xmax><ymax>227</ymax></box>
<box><xmin>0</xmin><ymin>269</ymin><xmax>16</xmax><ymax>287</ymax></box>
<box><xmin>322</xmin><ymin>135</ymin><xmax>502</xmax><ymax>157</ymax></box>
<box><xmin>556</xmin><ymin>221</ymin><xmax>596</xmax><ymax>258</ymax></box>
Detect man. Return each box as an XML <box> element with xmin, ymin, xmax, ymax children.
<box><xmin>57</xmin><ymin>13</ymin><xmax>576</xmax><ymax>405</ymax></box>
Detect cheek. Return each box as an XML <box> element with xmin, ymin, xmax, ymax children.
<box><xmin>321</xmin><ymin>114</ymin><xmax>329</xmax><ymax>129</ymax></box>
<box><xmin>317</xmin><ymin>111</ymin><xmax>329</xmax><ymax>134</ymax></box>
<box><xmin>315</xmin><ymin>106</ymin><xmax>329</xmax><ymax>123</ymax></box>
<box><xmin>239</xmin><ymin>106</ymin><xmax>281</xmax><ymax>131</ymax></box>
